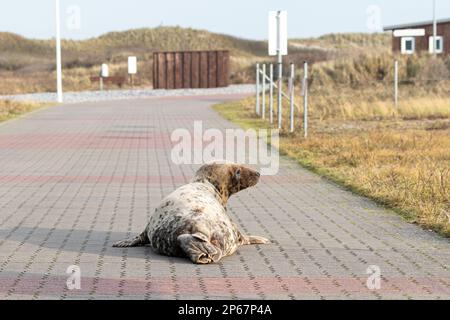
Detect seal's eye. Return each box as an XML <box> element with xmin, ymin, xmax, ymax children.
<box><xmin>235</xmin><ymin>168</ymin><xmax>241</xmax><ymax>180</ymax></box>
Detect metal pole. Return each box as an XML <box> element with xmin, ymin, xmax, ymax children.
<box><xmin>55</xmin><ymin>0</ymin><xmax>63</xmax><ymax>103</ymax></box>
<box><xmin>394</xmin><ymin>60</ymin><xmax>398</xmax><ymax>109</ymax></box>
<box><xmin>256</xmin><ymin>63</ymin><xmax>260</xmax><ymax>115</ymax></box>
<box><xmin>289</xmin><ymin>63</ymin><xmax>295</xmax><ymax>133</ymax></box>
<box><xmin>277</xmin><ymin>11</ymin><xmax>283</xmax><ymax>130</ymax></box>
<box><xmin>262</xmin><ymin>64</ymin><xmax>266</xmax><ymax>119</ymax></box>
<box><xmin>433</xmin><ymin>0</ymin><xmax>437</xmax><ymax>56</ymax></box>
<box><xmin>269</xmin><ymin>63</ymin><xmax>274</xmax><ymax>124</ymax></box>
<box><xmin>303</xmin><ymin>61</ymin><xmax>308</xmax><ymax>138</ymax></box>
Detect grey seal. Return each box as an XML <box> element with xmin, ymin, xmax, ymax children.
<box><xmin>113</xmin><ymin>162</ymin><xmax>269</xmax><ymax>264</ymax></box>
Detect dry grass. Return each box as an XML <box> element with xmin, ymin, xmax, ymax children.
<box><xmin>311</xmin><ymin>92</ymin><xmax>450</xmax><ymax>121</ymax></box>
<box><xmin>0</xmin><ymin>100</ymin><xmax>48</xmax><ymax>123</ymax></box>
<box><xmin>292</xmin><ymin>33</ymin><xmax>391</xmax><ymax>50</ymax></box>
<box><xmin>214</xmin><ymin>96</ymin><xmax>450</xmax><ymax>236</ymax></box>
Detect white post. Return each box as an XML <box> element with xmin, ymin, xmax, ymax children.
<box><xmin>303</xmin><ymin>61</ymin><xmax>308</xmax><ymax>138</ymax></box>
<box><xmin>269</xmin><ymin>63</ymin><xmax>274</xmax><ymax>124</ymax></box>
<box><xmin>262</xmin><ymin>64</ymin><xmax>266</xmax><ymax>119</ymax></box>
<box><xmin>55</xmin><ymin>0</ymin><xmax>63</xmax><ymax>103</ymax></box>
<box><xmin>277</xmin><ymin>11</ymin><xmax>283</xmax><ymax>130</ymax></box>
<box><xmin>256</xmin><ymin>63</ymin><xmax>260</xmax><ymax>115</ymax></box>
<box><xmin>289</xmin><ymin>63</ymin><xmax>295</xmax><ymax>133</ymax></box>
<box><xmin>433</xmin><ymin>0</ymin><xmax>437</xmax><ymax>56</ymax></box>
<box><xmin>394</xmin><ymin>60</ymin><xmax>399</xmax><ymax>109</ymax></box>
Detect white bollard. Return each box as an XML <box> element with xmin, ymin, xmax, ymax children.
<box><xmin>290</xmin><ymin>63</ymin><xmax>295</xmax><ymax>133</ymax></box>
<box><xmin>269</xmin><ymin>64</ymin><xmax>274</xmax><ymax>124</ymax></box>
<box><xmin>256</xmin><ymin>63</ymin><xmax>260</xmax><ymax>115</ymax></box>
<box><xmin>277</xmin><ymin>63</ymin><xmax>283</xmax><ymax>130</ymax></box>
<box><xmin>262</xmin><ymin>64</ymin><xmax>266</xmax><ymax>119</ymax></box>
<box><xmin>303</xmin><ymin>61</ymin><xmax>309</xmax><ymax>138</ymax></box>
<box><xmin>276</xmin><ymin>12</ymin><xmax>283</xmax><ymax>130</ymax></box>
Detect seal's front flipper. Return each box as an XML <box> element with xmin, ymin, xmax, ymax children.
<box><xmin>178</xmin><ymin>233</ymin><xmax>222</xmax><ymax>264</ymax></box>
<box><xmin>241</xmin><ymin>235</ymin><xmax>271</xmax><ymax>245</ymax></box>
<box><xmin>113</xmin><ymin>231</ymin><xmax>149</xmax><ymax>248</ymax></box>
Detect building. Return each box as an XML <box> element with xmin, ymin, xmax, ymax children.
<box><xmin>383</xmin><ymin>18</ymin><xmax>450</xmax><ymax>55</ymax></box>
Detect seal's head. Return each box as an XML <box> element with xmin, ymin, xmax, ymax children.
<box><xmin>192</xmin><ymin>162</ymin><xmax>260</xmax><ymax>205</ymax></box>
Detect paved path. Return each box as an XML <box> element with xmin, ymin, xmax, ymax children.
<box><xmin>0</xmin><ymin>95</ymin><xmax>449</xmax><ymax>300</ymax></box>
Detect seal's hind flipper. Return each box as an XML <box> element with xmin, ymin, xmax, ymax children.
<box><xmin>242</xmin><ymin>235</ymin><xmax>270</xmax><ymax>245</ymax></box>
<box><xmin>113</xmin><ymin>231</ymin><xmax>149</xmax><ymax>248</ymax></box>
<box><xmin>178</xmin><ymin>233</ymin><xmax>222</xmax><ymax>264</ymax></box>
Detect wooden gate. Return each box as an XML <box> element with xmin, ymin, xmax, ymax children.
<box><xmin>153</xmin><ymin>50</ymin><xmax>230</xmax><ymax>89</ymax></box>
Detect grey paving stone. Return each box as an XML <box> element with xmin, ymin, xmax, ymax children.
<box><xmin>0</xmin><ymin>95</ymin><xmax>449</xmax><ymax>300</ymax></box>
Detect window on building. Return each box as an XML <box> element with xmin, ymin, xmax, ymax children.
<box><xmin>401</xmin><ymin>37</ymin><xmax>415</xmax><ymax>54</ymax></box>
<box><xmin>429</xmin><ymin>36</ymin><xmax>444</xmax><ymax>54</ymax></box>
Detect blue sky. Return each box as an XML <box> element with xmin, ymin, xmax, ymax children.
<box><xmin>1</xmin><ymin>0</ymin><xmax>449</xmax><ymax>40</ymax></box>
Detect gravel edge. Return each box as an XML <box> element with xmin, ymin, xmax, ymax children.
<box><xmin>0</xmin><ymin>84</ymin><xmax>255</xmax><ymax>104</ymax></box>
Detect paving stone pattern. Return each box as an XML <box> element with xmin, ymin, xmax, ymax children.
<box><xmin>0</xmin><ymin>95</ymin><xmax>449</xmax><ymax>299</ymax></box>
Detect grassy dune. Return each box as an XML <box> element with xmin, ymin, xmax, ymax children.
<box><xmin>0</xmin><ymin>27</ymin><xmax>275</xmax><ymax>95</ymax></box>
<box><xmin>0</xmin><ymin>28</ymin><xmax>395</xmax><ymax>95</ymax></box>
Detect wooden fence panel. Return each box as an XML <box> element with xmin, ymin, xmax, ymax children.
<box><xmin>174</xmin><ymin>52</ymin><xmax>183</xmax><ymax>89</ymax></box>
<box><xmin>153</xmin><ymin>50</ymin><xmax>229</xmax><ymax>89</ymax></box>
<box><xmin>153</xmin><ymin>53</ymin><xmax>158</xmax><ymax>88</ymax></box>
<box><xmin>208</xmin><ymin>51</ymin><xmax>217</xmax><ymax>88</ymax></box>
<box><xmin>199</xmin><ymin>51</ymin><xmax>209</xmax><ymax>88</ymax></box>
<box><xmin>157</xmin><ymin>53</ymin><xmax>166</xmax><ymax>89</ymax></box>
<box><xmin>216</xmin><ymin>51</ymin><xmax>224</xmax><ymax>87</ymax></box>
<box><xmin>217</xmin><ymin>51</ymin><xmax>229</xmax><ymax>87</ymax></box>
<box><xmin>166</xmin><ymin>53</ymin><xmax>174</xmax><ymax>89</ymax></box>
<box><xmin>182</xmin><ymin>52</ymin><xmax>191</xmax><ymax>88</ymax></box>
<box><xmin>191</xmin><ymin>52</ymin><xmax>200</xmax><ymax>88</ymax></box>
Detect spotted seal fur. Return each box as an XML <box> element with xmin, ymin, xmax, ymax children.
<box><xmin>113</xmin><ymin>162</ymin><xmax>269</xmax><ymax>264</ymax></box>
